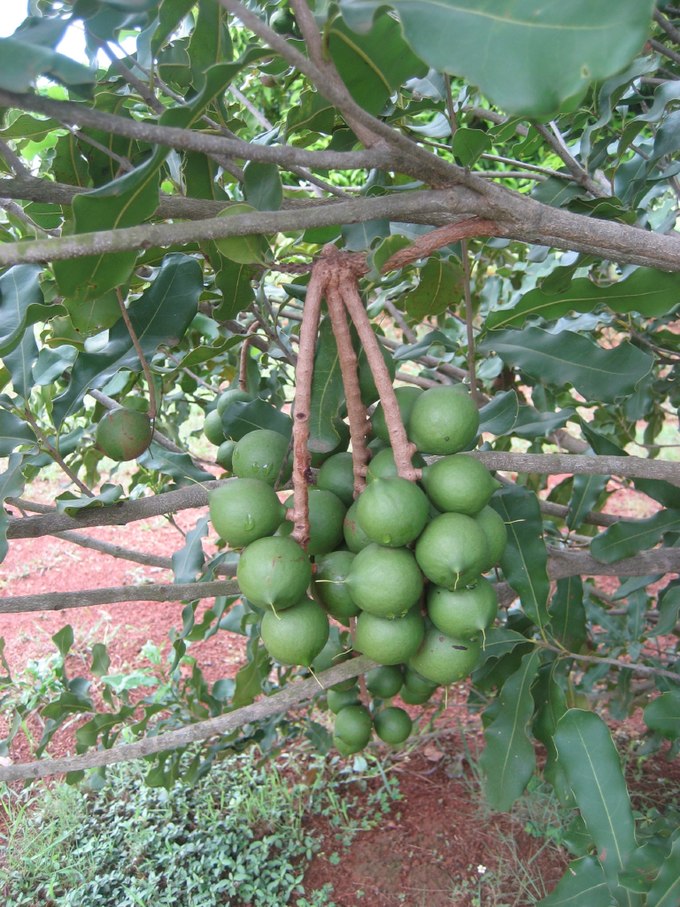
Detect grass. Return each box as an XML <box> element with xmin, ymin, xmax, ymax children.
<box><xmin>0</xmin><ymin>746</ymin><xmax>399</xmax><ymax>907</ymax></box>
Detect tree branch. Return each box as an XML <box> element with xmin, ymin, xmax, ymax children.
<box><xmin>0</xmin><ymin>655</ymin><xmax>376</xmax><ymax>782</ymax></box>
<box><xmin>547</xmin><ymin>547</ymin><xmax>680</xmax><ymax>579</ymax></box>
<box><xmin>470</xmin><ymin>451</ymin><xmax>680</xmax><ymax>486</ymax></box>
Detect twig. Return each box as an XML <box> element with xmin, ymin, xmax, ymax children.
<box><xmin>0</xmin><ymin>656</ymin><xmax>377</xmax><ymax>782</ymax></box>
<box><xmin>541</xmin><ymin>643</ymin><xmax>679</xmax><ymax>683</ymax></box>
<box><xmin>22</xmin><ymin>409</ymin><xmax>93</xmax><ymax>497</ymax></box>
<box><xmin>116</xmin><ymin>289</ymin><xmax>157</xmax><ymax>420</ymax></box>
<box><xmin>238</xmin><ymin>320</ymin><xmax>260</xmax><ymax>391</ymax></box>
<box><xmin>460</xmin><ymin>239</ymin><xmax>480</xmax><ymax>404</ymax></box>
<box><xmin>533</xmin><ymin>121</ymin><xmax>609</xmax><ymax>197</ymax></box>
<box><xmin>654</xmin><ymin>8</ymin><xmax>680</xmax><ymax>44</ymax></box>
<box><xmin>379</xmin><ymin>219</ymin><xmax>500</xmax><ymax>273</ymax></box>
<box><xmin>326</xmin><ymin>275</ymin><xmax>371</xmax><ymax>497</ymax></box>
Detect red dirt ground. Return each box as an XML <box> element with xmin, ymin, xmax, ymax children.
<box><xmin>1</xmin><ymin>475</ymin><xmax>677</xmax><ymax>906</ymax></box>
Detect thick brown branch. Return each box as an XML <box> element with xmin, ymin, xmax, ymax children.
<box><xmin>469</xmin><ymin>451</ymin><xmax>680</xmax><ymax>486</ymax></box>
<box><xmin>0</xmin><ymin>655</ymin><xmax>376</xmax><ymax>782</ymax></box>
<box><xmin>380</xmin><ymin>218</ymin><xmax>500</xmax><ymax>273</ymax></box>
<box><xmin>547</xmin><ymin>547</ymin><xmax>680</xmax><ymax>579</ymax></box>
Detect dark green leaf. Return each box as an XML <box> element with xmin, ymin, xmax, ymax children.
<box><xmin>452</xmin><ymin>127</ymin><xmax>491</xmax><ymax>167</ymax></box>
<box><xmin>90</xmin><ymin>643</ymin><xmax>111</xmax><ymax>677</ymax></box>
<box><xmin>491</xmin><ymin>485</ymin><xmax>550</xmax><ymax>632</ymax></box>
<box><xmin>231</xmin><ymin>642</ymin><xmax>271</xmax><ymax>708</ymax></box>
<box><xmin>478</xmin><ymin>390</ymin><xmax>519</xmax><ymax>436</ymax></box>
<box><xmin>480</xmin><ymin>649</ymin><xmax>541</xmax><ymax>810</ymax></box>
<box><xmin>567</xmin><ymin>472</ymin><xmax>608</xmax><ymax>531</ymax></box>
<box><xmin>187</xmin><ymin>0</ymin><xmax>232</xmax><ymax>79</ymax></box>
<box><xmin>342</xmin><ymin>219</ymin><xmax>390</xmax><ymax>251</ymax></box>
<box><xmin>487</xmin><ymin>269</ymin><xmax>680</xmax><ymax>331</ymax></box>
<box><xmin>537</xmin><ymin>856</ymin><xmax>610</xmax><ymax>907</ymax></box>
<box><xmin>403</xmin><ymin>257</ymin><xmax>462</xmax><ymax>319</ymax></box>
<box><xmin>172</xmin><ymin>516</ymin><xmax>209</xmax><ymax>584</ymax></box>
<box><xmin>0</xmin><ymin>410</ymin><xmax>37</xmax><ymax>456</ymax></box>
<box><xmin>309</xmin><ymin>317</ymin><xmax>349</xmax><ymax>458</ymax></box>
<box><xmin>550</xmin><ymin>577</ymin><xmax>587</xmax><ymax>652</ymax></box>
<box><xmin>52</xmin><ymin>624</ymin><xmax>74</xmax><ymax>658</ymax></box>
<box><xmin>647</xmin><ymin>831</ymin><xmax>680</xmax><ymax>907</ymax></box>
<box><xmin>4</xmin><ymin>327</ymin><xmax>36</xmax><ymax>400</ymax></box>
<box><xmin>590</xmin><ymin>509</ymin><xmax>680</xmax><ymax>564</ymax></box>
<box><xmin>0</xmin><ymin>453</ymin><xmax>25</xmax><ymax>563</ymax></box>
<box><xmin>644</xmin><ymin>690</ymin><xmax>680</xmax><ymax>740</ymax></box>
<box><xmin>53</xmin><ymin>253</ymin><xmax>203</xmax><ymax>426</ymax></box>
<box><xmin>479</xmin><ymin>327</ymin><xmax>653</xmax><ymax>403</ymax></box>
<box><xmin>221</xmin><ymin>398</ymin><xmax>293</xmax><ymax>442</ymax></box>
<box><xmin>0</xmin><ymin>265</ymin><xmax>55</xmax><ymax>357</ymax></box>
<box><xmin>53</xmin><ymin>153</ymin><xmax>163</xmax><ymax>301</ymax></box>
<box><xmin>244</xmin><ymin>161</ymin><xmax>283</xmax><ymax>211</ymax></box>
<box><xmin>55</xmin><ymin>484</ymin><xmax>124</xmax><ymax>516</ymax></box>
<box><xmin>329</xmin><ymin>11</ymin><xmax>427</xmax><ymax>116</ymax></box>
<box><xmin>340</xmin><ymin>0</ymin><xmax>655</xmax><ymax>118</ymax></box>
<box><xmin>137</xmin><ymin>444</ymin><xmax>214</xmax><ymax>484</ymax></box>
<box><xmin>555</xmin><ymin>710</ymin><xmax>638</xmax><ymax>895</ymax></box>
<box><xmin>213</xmin><ymin>258</ymin><xmax>255</xmax><ymax>320</ymax></box>
<box><xmin>650</xmin><ymin>584</ymin><xmax>680</xmax><ymax>638</ymax></box>
<box><xmin>0</xmin><ymin>37</ymin><xmax>94</xmax><ymax>92</ymax></box>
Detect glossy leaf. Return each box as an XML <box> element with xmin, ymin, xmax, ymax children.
<box><xmin>478</xmin><ymin>389</ymin><xmax>519</xmax><ymax>436</ymax></box>
<box><xmin>4</xmin><ymin>326</ymin><xmax>38</xmax><ymax>401</ymax></box>
<box><xmin>244</xmin><ymin>161</ymin><xmax>283</xmax><ymax>211</ymax></box>
<box><xmin>567</xmin><ymin>472</ymin><xmax>608</xmax><ymax>531</ymax></box>
<box><xmin>538</xmin><ymin>856</ymin><xmax>610</xmax><ymax>907</ymax></box>
<box><xmin>53</xmin><ymin>253</ymin><xmax>203</xmax><ymax>426</ymax></box>
<box><xmin>487</xmin><ymin>268</ymin><xmax>680</xmax><ymax>331</ymax></box>
<box><xmin>172</xmin><ymin>516</ymin><xmax>209</xmax><ymax>584</ymax></box>
<box><xmin>403</xmin><ymin>257</ymin><xmax>462</xmax><ymax>319</ymax></box>
<box><xmin>643</xmin><ymin>690</ymin><xmax>680</xmax><ymax>740</ymax></box>
<box><xmin>56</xmin><ymin>483</ymin><xmax>124</xmax><ymax>516</ymax></box>
<box><xmin>231</xmin><ymin>642</ymin><xmax>271</xmax><ymax>709</ymax></box>
<box><xmin>187</xmin><ymin>0</ymin><xmax>232</xmax><ymax>78</ymax></box>
<box><xmin>309</xmin><ymin>317</ymin><xmax>349</xmax><ymax>458</ymax></box>
<box><xmin>491</xmin><ymin>485</ymin><xmax>550</xmax><ymax>631</ymax></box>
<box><xmin>590</xmin><ymin>509</ymin><xmax>680</xmax><ymax>564</ymax></box>
<box><xmin>479</xmin><ymin>327</ymin><xmax>653</xmax><ymax>403</ymax></box>
<box><xmin>647</xmin><ymin>831</ymin><xmax>680</xmax><ymax>907</ymax></box>
<box><xmin>0</xmin><ymin>37</ymin><xmax>94</xmax><ymax>92</ymax></box>
<box><xmin>555</xmin><ymin>710</ymin><xmax>638</xmax><ymax>895</ymax></box>
<box><xmin>452</xmin><ymin>127</ymin><xmax>491</xmax><ymax>167</ymax></box>
<box><xmin>213</xmin><ymin>259</ymin><xmax>255</xmax><ymax>320</ymax></box>
<box><xmin>650</xmin><ymin>584</ymin><xmax>680</xmax><ymax>638</ymax></box>
<box><xmin>0</xmin><ymin>265</ymin><xmax>55</xmax><ymax>357</ymax></box>
<box><xmin>0</xmin><ymin>453</ymin><xmax>25</xmax><ymax>563</ymax></box>
<box><xmin>480</xmin><ymin>649</ymin><xmax>541</xmax><ymax>810</ymax></box>
<box><xmin>329</xmin><ymin>11</ymin><xmax>427</xmax><ymax>116</ymax></box>
<box><xmin>550</xmin><ymin>577</ymin><xmax>587</xmax><ymax>652</ymax></box>
<box><xmin>53</xmin><ymin>153</ymin><xmax>163</xmax><ymax>301</ymax></box>
<box><xmin>0</xmin><ymin>410</ymin><xmax>37</xmax><ymax>456</ymax></box>
<box><xmin>220</xmin><ymin>398</ymin><xmax>293</xmax><ymax>442</ymax></box>
<box><xmin>340</xmin><ymin>0</ymin><xmax>655</xmax><ymax>117</ymax></box>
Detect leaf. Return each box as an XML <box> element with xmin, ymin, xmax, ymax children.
<box><xmin>187</xmin><ymin>0</ymin><xmax>232</xmax><ymax>79</ymax></box>
<box><xmin>491</xmin><ymin>485</ymin><xmax>550</xmax><ymax>632</ymax></box>
<box><xmin>452</xmin><ymin>127</ymin><xmax>492</xmax><ymax>167</ymax></box>
<box><xmin>90</xmin><ymin>643</ymin><xmax>111</xmax><ymax>678</ymax></box>
<box><xmin>647</xmin><ymin>831</ymin><xmax>680</xmax><ymax>907</ymax></box>
<box><xmin>0</xmin><ymin>410</ymin><xmax>37</xmax><ymax>456</ymax></box>
<box><xmin>650</xmin><ymin>584</ymin><xmax>680</xmax><ymax>638</ymax></box>
<box><xmin>137</xmin><ymin>444</ymin><xmax>214</xmax><ymax>484</ymax></box>
<box><xmin>644</xmin><ymin>690</ymin><xmax>680</xmax><ymax>740</ymax></box>
<box><xmin>478</xmin><ymin>390</ymin><xmax>520</xmax><ymax>436</ymax></box>
<box><xmin>479</xmin><ymin>327</ymin><xmax>653</xmax><ymax>403</ymax></box>
<box><xmin>220</xmin><ymin>398</ymin><xmax>293</xmax><ymax>442</ymax></box>
<box><xmin>403</xmin><ymin>257</ymin><xmax>462</xmax><ymax>319</ymax></box>
<box><xmin>0</xmin><ymin>452</ymin><xmax>25</xmax><ymax>563</ymax></box>
<box><xmin>340</xmin><ymin>0</ymin><xmax>655</xmax><ymax>118</ymax></box>
<box><xmin>53</xmin><ymin>253</ymin><xmax>203</xmax><ymax>426</ymax></box>
<box><xmin>231</xmin><ymin>642</ymin><xmax>271</xmax><ymax>708</ymax></box>
<box><xmin>172</xmin><ymin>516</ymin><xmax>209</xmax><ymax>584</ymax></box>
<box><xmin>554</xmin><ymin>710</ymin><xmax>638</xmax><ymax>895</ymax></box>
<box><xmin>53</xmin><ymin>153</ymin><xmax>163</xmax><ymax>301</ymax></box>
<box><xmin>590</xmin><ymin>509</ymin><xmax>680</xmax><ymax>564</ymax></box>
<box><xmin>0</xmin><ymin>37</ymin><xmax>94</xmax><ymax>92</ymax></box>
<box><xmin>487</xmin><ymin>269</ymin><xmax>680</xmax><ymax>331</ymax></box>
<box><xmin>550</xmin><ymin>577</ymin><xmax>587</xmax><ymax>652</ymax></box>
<box><xmin>52</xmin><ymin>624</ymin><xmax>74</xmax><ymax>658</ymax></box>
<box><xmin>567</xmin><ymin>472</ymin><xmax>608</xmax><ymax>531</ymax></box>
<box><xmin>476</xmin><ymin>627</ymin><xmax>532</xmax><ymax>665</ymax></box>
<box><xmin>244</xmin><ymin>161</ymin><xmax>283</xmax><ymax>211</ymax></box>
<box><xmin>213</xmin><ymin>259</ymin><xmax>255</xmax><ymax>320</ymax></box>
<box><xmin>538</xmin><ymin>856</ymin><xmax>610</xmax><ymax>907</ymax></box>
<box><xmin>479</xmin><ymin>649</ymin><xmax>541</xmax><ymax>810</ymax></box>
<box><xmin>328</xmin><ymin>11</ymin><xmax>427</xmax><ymax>116</ymax></box>
<box><xmin>4</xmin><ymin>328</ymin><xmax>36</xmax><ymax>401</ymax></box>
<box><xmin>0</xmin><ymin>264</ymin><xmax>55</xmax><ymax>357</ymax></box>
<box><xmin>55</xmin><ymin>483</ymin><xmax>124</xmax><ymax>516</ymax></box>
<box><xmin>309</xmin><ymin>317</ymin><xmax>348</xmax><ymax>458</ymax></box>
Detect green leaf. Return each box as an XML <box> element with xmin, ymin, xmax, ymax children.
<box><xmin>590</xmin><ymin>509</ymin><xmax>680</xmax><ymax>564</ymax></box>
<box><xmin>55</xmin><ymin>483</ymin><xmax>124</xmax><ymax>516</ymax></box>
<box><xmin>244</xmin><ymin>161</ymin><xmax>283</xmax><ymax>211</ymax></box>
<box><xmin>220</xmin><ymin>398</ymin><xmax>293</xmax><ymax>442</ymax></box>
<box><xmin>487</xmin><ymin>269</ymin><xmax>680</xmax><ymax>331</ymax></box>
<box><xmin>537</xmin><ymin>856</ymin><xmax>610</xmax><ymax>907</ymax></box>
<box><xmin>478</xmin><ymin>390</ymin><xmax>520</xmax><ymax>436</ymax></box>
<box><xmin>187</xmin><ymin>0</ymin><xmax>232</xmax><ymax>79</ymax></box>
<box><xmin>555</xmin><ymin>710</ymin><xmax>638</xmax><ymax>895</ymax></box>
<box><xmin>53</xmin><ymin>253</ymin><xmax>203</xmax><ymax>426</ymax></box>
<box><xmin>309</xmin><ymin>317</ymin><xmax>349</xmax><ymax>459</ymax></box>
<box><xmin>650</xmin><ymin>584</ymin><xmax>680</xmax><ymax>638</ymax></box>
<box><xmin>567</xmin><ymin>472</ymin><xmax>608</xmax><ymax>531</ymax></box>
<box><xmin>550</xmin><ymin>577</ymin><xmax>587</xmax><ymax>652</ymax></box>
<box><xmin>231</xmin><ymin>642</ymin><xmax>271</xmax><ymax>708</ymax></box>
<box><xmin>0</xmin><ymin>265</ymin><xmax>56</xmax><ymax>357</ymax></box>
<box><xmin>479</xmin><ymin>649</ymin><xmax>541</xmax><ymax>810</ymax></box>
<box><xmin>0</xmin><ymin>410</ymin><xmax>37</xmax><ymax>456</ymax></box>
<box><xmin>403</xmin><ymin>257</ymin><xmax>462</xmax><ymax>319</ymax></box>
<box><xmin>0</xmin><ymin>37</ymin><xmax>94</xmax><ymax>92</ymax></box>
<box><xmin>328</xmin><ymin>11</ymin><xmax>427</xmax><ymax>116</ymax></box>
<box><xmin>53</xmin><ymin>152</ymin><xmax>163</xmax><ymax>301</ymax></box>
<box><xmin>648</xmin><ymin>831</ymin><xmax>680</xmax><ymax>907</ymax></box>
<box><xmin>90</xmin><ymin>643</ymin><xmax>111</xmax><ymax>678</ymax></box>
<box><xmin>340</xmin><ymin>0</ymin><xmax>655</xmax><ymax>118</ymax></box>
<box><xmin>479</xmin><ymin>327</ymin><xmax>653</xmax><ymax>403</ymax></box>
<box><xmin>0</xmin><ymin>453</ymin><xmax>25</xmax><ymax>563</ymax></box>
<box><xmin>213</xmin><ymin>258</ymin><xmax>255</xmax><ymax>320</ymax></box>
<box><xmin>52</xmin><ymin>624</ymin><xmax>74</xmax><ymax>658</ymax></box>
<box><xmin>452</xmin><ymin>127</ymin><xmax>492</xmax><ymax>167</ymax></box>
<box><xmin>491</xmin><ymin>485</ymin><xmax>550</xmax><ymax>632</ymax></box>
<box><xmin>172</xmin><ymin>516</ymin><xmax>209</xmax><ymax>584</ymax></box>
<box><xmin>137</xmin><ymin>444</ymin><xmax>214</xmax><ymax>484</ymax></box>
<box><xmin>644</xmin><ymin>690</ymin><xmax>680</xmax><ymax>740</ymax></box>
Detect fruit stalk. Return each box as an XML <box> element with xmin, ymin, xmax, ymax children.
<box><xmin>290</xmin><ymin>258</ymin><xmax>327</xmax><ymax>547</ymax></box>
<box><xmin>116</xmin><ymin>288</ymin><xmax>157</xmax><ymax>421</ymax></box>
<box><xmin>326</xmin><ymin>276</ymin><xmax>371</xmax><ymax>498</ymax></box>
<box><xmin>339</xmin><ymin>274</ymin><xmax>418</xmax><ymax>482</ymax></box>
